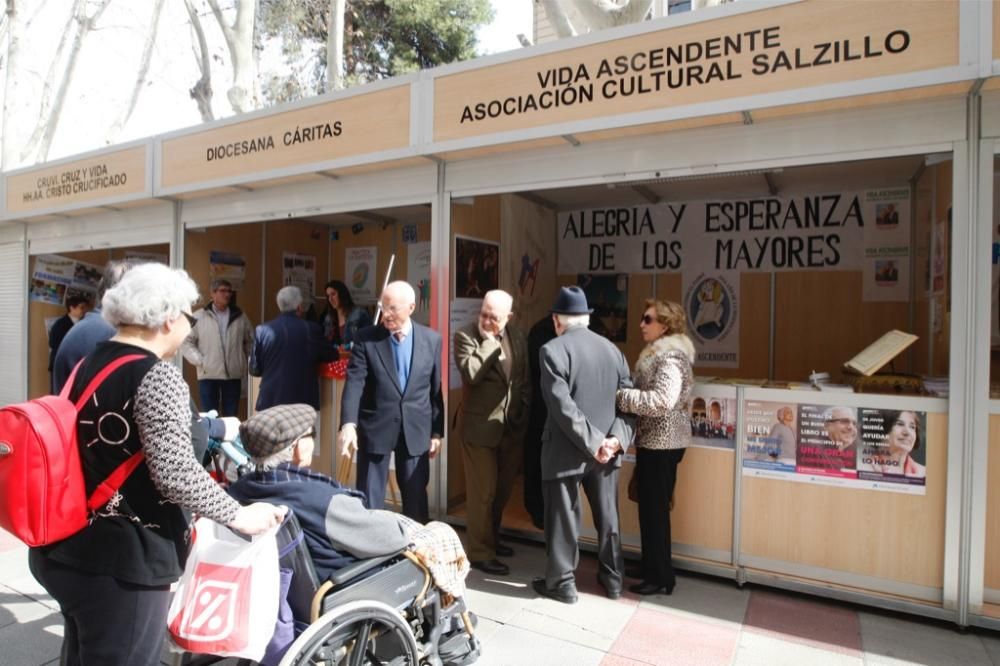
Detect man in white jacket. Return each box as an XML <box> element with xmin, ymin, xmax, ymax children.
<box><xmin>182</xmin><ymin>279</ymin><xmax>255</xmax><ymax>416</ymax></box>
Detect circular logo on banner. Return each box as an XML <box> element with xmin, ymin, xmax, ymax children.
<box><xmin>351</xmin><ymin>263</ymin><xmax>369</xmax><ymax>289</ymax></box>
<box><xmin>685</xmin><ymin>274</ymin><xmax>737</xmax><ymax>343</ymax></box>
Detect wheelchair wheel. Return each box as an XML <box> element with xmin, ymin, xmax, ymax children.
<box><xmin>279</xmin><ymin>600</ymin><xmax>420</xmax><ymax>666</ymax></box>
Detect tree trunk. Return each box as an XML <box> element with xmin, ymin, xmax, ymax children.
<box><xmin>206</xmin><ymin>0</ymin><xmax>258</xmax><ymax>114</ymax></box>
<box><xmin>326</xmin><ymin>0</ymin><xmax>346</xmax><ymax>92</ymax></box>
<box><xmin>106</xmin><ymin>0</ymin><xmax>166</xmax><ymax>145</ymax></box>
<box><xmin>184</xmin><ymin>0</ymin><xmax>214</xmax><ymax>122</ymax></box>
<box><xmin>1</xmin><ymin>0</ymin><xmax>21</xmax><ymax>170</ymax></box>
<box><xmin>539</xmin><ymin>0</ymin><xmax>576</xmax><ymax>39</ymax></box>
<box><xmin>574</xmin><ymin>0</ymin><xmax>654</xmax><ymax>29</ymax></box>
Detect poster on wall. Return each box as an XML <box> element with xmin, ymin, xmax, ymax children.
<box><xmin>578</xmin><ymin>274</ymin><xmax>628</xmax><ymax>342</ymax></box>
<box><xmin>448</xmin><ymin>298</ymin><xmax>482</xmax><ymax>389</ymax></box>
<box><xmin>742</xmin><ymin>398</ymin><xmax>926</xmax><ymax>495</ymax></box>
<box><xmin>209</xmin><ymin>250</ymin><xmax>247</xmax><ymax>292</ymax></box>
<box><xmin>993</xmin><ymin>172</ymin><xmax>1000</xmax><ymax>347</ymax></box>
<box><xmin>30</xmin><ymin>254</ymin><xmax>101</xmax><ymax>306</ymax></box>
<box><xmin>683</xmin><ymin>271</ymin><xmax>740</xmax><ymax>368</ymax></box>
<box><xmin>502</xmin><ymin>194</ymin><xmax>555</xmax><ymax>327</ymax></box>
<box><xmin>283</xmin><ymin>252</ymin><xmax>317</xmax><ymax>299</ymax></box>
<box><xmin>407</xmin><ymin>241</ymin><xmax>431</xmax><ymax>325</ymax></box>
<box><xmin>454</xmin><ymin>235</ymin><xmax>499</xmax><ymax>299</ymax></box>
<box><xmin>688</xmin><ymin>385</ymin><xmax>737</xmax><ymax>450</ymax></box>
<box><xmin>862</xmin><ymin>189</ymin><xmax>912</xmax><ymax>302</ymax></box>
<box><xmin>345</xmin><ymin>247</ymin><xmax>377</xmax><ymax>305</ymax></box>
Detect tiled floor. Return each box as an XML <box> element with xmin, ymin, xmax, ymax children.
<box><xmin>2</xmin><ymin>527</ymin><xmax>999</xmax><ymax>666</ymax></box>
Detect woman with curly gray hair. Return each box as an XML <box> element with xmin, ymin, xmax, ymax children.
<box><xmin>29</xmin><ymin>262</ymin><xmax>286</xmax><ymax>666</ymax></box>
<box><xmin>616</xmin><ymin>299</ymin><xmax>695</xmax><ymax>596</ymax></box>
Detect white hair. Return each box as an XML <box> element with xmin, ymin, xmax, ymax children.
<box><xmin>555</xmin><ymin>313</ymin><xmax>589</xmax><ymax>329</ymax></box>
<box><xmin>253</xmin><ymin>446</ymin><xmax>295</xmax><ymax>471</ymax></box>
<box><xmin>484</xmin><ymin>289</ymin><xmax>513</xmax><ymax>312</ymax></box>
<box><xmin>101</xmin><ymin>263</ymin><xmax>199</xmax><ymax>329</ymax></box>
<box><xmin>383</xmin><ymin>280</ymin><xmax>416</xmax><ymax>305</ymax></box>
<box><xmin>276</xmin><ymin>286</ymin><xmax>303</xmax><ymax>313</ymax></box>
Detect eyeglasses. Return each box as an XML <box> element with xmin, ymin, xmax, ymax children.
<box><xmin>640</xmin><ymin>314</ymin><xmax>657</xmax><ymax>325</ymax></box>
<box><xmin>182</xmin><ymin>312</ymin><xmax>197</xmax><ymax>327</ymax></box>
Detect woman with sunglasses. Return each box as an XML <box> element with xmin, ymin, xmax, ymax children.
<box><xmin>29</xmin><ymin>262</ymin><xmax>286</xmax><ymax>666</ymax></box>
<box><xmin>616</xmin><ymin>299</ymin><xmax>696</xmax><ymax>596</ymax></box>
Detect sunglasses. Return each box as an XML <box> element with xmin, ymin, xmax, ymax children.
<box><xmin>182</xmin><ymin>312</ymin><xmax>197</xmax><ymax>327</ymax></box>
<box><xmin>640</xmin><ymin>314</ymin><xmax>657</xmax><ymax>325</ymax></box>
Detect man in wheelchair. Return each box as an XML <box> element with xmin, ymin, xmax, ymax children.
<box><xmin>229</xmin><ymin>404</ymin><xmax>479</xmax><ymax>666</ymax></box>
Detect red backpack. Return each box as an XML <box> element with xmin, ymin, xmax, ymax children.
<box><xmin>0</xmin><ymin>354</ymin><xmax>146</xmax><ymax>546</ymax></box>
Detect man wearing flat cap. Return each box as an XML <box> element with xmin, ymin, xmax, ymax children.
<box><xmin>227</xmin><ymin>404</ymin><xmax>411</xmax><ymax>581</ymax></box>
<box><xmin>533</xmin><ymin>286</ymin><xmax>634</xmax><ymax>604</ymax></box>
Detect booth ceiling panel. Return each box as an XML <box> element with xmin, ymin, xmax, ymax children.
<box><xmin>434</xmin><ymin>137</ymin><xmax>567</xmax><ymax>162</ymax></box>
<box><xmin>326</xmin><ymin>157</ymin><xmax>429</xmax><ymax>177</ymax></box>
<box><xmin>574</xmin><ymin>113</ymin><xmax>744</xmax><ymax>145</ymax></box>
<box><xmin>751</xmin><ymin>83</ymin><xmax>971</xmax><ymax>123</ymax></box>
<box><xmin>300</xmin><ymin>204</ymin><xmax>431</xmax><ymax>227</ymax></box>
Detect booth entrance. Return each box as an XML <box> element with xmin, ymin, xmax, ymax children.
<box><xmin>445</xmin><ymin>148</ymin><xmax>958</xmax><ymax>616</ymax></box>
<box><xmin>181</xmin><ymin>203</ymin><xmax>432</xmax><ymax>503</ymax></box>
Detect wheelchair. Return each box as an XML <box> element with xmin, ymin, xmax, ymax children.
<box><xmin>276</xmin><ymin>512</ymin><xmax>481</xmax><ymax>666</ymax></box>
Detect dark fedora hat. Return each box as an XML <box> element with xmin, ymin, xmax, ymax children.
<box><xmin>550</xmin><ymin>286</ymin><xmax>593</xmax><ymax>315</ymax></box>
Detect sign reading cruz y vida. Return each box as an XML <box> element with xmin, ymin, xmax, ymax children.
<box><xmin>5</xmin><ymin>145</ymin><xmax>147</xmax><ymax>216</ymax></box>
<box><xmin>433</xmin><ymin>0</ymin><xmax>959</xmax><ymax>142</ymax></box>
<box><xmin>160</xmin><ymin>85</ymin><xmax>411</xmax><ymax>190</ymax></box>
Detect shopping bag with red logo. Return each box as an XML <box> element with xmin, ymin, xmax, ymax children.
<box><xmin>167</xmin><ymin>517</ymin><xmax>280</xmax><ymax>661</ymax></box>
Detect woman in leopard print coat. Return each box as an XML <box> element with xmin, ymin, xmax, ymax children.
<box><xmin>617</xmin><ymin>298</ymin><xmax>695</xmax><ymax>596</ymax></box>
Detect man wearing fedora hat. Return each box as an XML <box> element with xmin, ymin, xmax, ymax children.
<box><xmin>533</xmin><ymin>286</ymin><xmax>634</xmax><ymax>604</ymax></box>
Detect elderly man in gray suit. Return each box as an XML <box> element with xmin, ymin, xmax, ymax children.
<box><xmin>533</xmin><ymin>286</ymin><xmax>634</xmax><ymax>604</ymax></box>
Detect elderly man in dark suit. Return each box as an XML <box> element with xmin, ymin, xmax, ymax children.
<box><xmin>338</xmin><ymin>280</ymin><xmax>444</xmax><ymax>523</ymax></box>
<box><xmin>453</xmin><ymin>289</ymin><xmax>530</xmax><ymax>576</ymax></box>
<box><xmin>534</xmin><ymin>286</ymin><xmax>634</xmax><ymax>604</ymax></box>
<box><xmin>250</xmin><ymin>286</ymin><xmax>335</xmax><ymax>411</ymax></box>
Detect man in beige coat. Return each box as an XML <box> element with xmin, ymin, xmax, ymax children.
<box><xmin>453</xmin><ymin>290</ymin><xmax>531</xmax><ymax>575</ymax></box>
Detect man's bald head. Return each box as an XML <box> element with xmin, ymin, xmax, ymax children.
<box><xmin>479</xmin><ymin>289</ymin><xmax>514</xmax><ymax>337</ymax></box>
<box><xmin>380</xmin><ymin>280</ymin><xmax>417</xmax><ymax>333</ymax></box>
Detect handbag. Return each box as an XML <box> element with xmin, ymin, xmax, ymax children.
<box><xmin>167</xmin><ymin>517</ymin><xmax>281</xmax><ymax>662</ymax></box>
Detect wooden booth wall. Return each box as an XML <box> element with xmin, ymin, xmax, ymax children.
<box><xmin>741</xmin><ymin>412</ymin><xmax>948</xmax><ymax>599</ymax></box>
<box><xmin>910</xmin><ymin>161</ymin><xmax>952</xmax><ymax>378</ymax></box>
<box><xmin>985</xmin><ymin>415</ymin><xmax>1000</xmax><ymax>618</ymax></box>
<box><xmin>28</xmin><ymin>245</ymin><xmax>169</xmax><ymax>400</ymax></box>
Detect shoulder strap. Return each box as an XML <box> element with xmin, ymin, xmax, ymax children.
<box><xmin>71</xmin><ymin>353</ymin><xmax>148</xmax><ymax>411</ymax></box>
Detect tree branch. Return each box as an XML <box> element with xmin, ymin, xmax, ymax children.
<box><xmin>539</xmin><ymin>0</ymin><xmax>576</xmax><ymax>39</ymax></box>
<box><xmin>184</xmin><ymin>0</ymin><xmax>214</xmax><ymax>122</ymax></box>
<box><xmin>574</xmin><ymin>0</ymin><xmax>653</xmax><ymax>29</ymax></box>
<box><xmin>106</xmin><ymin>0</ymin><xmax>166</xmax><ymax>145</ymax></box>
<box><xmin>326</xmin><ymin>0</ymin><xmax>345</xmax><ymax>92</ymax></box>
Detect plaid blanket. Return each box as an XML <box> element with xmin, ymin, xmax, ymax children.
<box><xmin>397</xmin><ymin>516</ymin><xmax>470</xmax><ymax>599</ymax></box>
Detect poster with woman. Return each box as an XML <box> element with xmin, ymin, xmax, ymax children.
<box><xmin>856</xmin><ymin>408</ymin><xmax>927</xmax><ymax>489</ymax></box>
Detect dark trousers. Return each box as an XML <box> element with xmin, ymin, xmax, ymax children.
<box><xmin>357</xmin><ymin>435</ymin><xmax>430</xmax><ymax>523</ymax></box>
<box><xmin>28</xmin><ymin>550</ymin><xmax>170</xmax><ymax>666</ymax></box>
<box><xmin>542</xmin><ymin>462</ymin><xmax>623</xmax><ymax>592</ymax></box>
<box><xmin>198</xmin><ymin>378</ymin><xmax>241</xmax><ymax>416</ymax></box>
<box><xmin>461</xmin><ymin>431</ymin><xmax>522</xmax><ymax>561</ymax></box>
<box><xmin>636</xmin><ymin>447</ymin><xmax>686</xmax><ymax>588</ymax></box>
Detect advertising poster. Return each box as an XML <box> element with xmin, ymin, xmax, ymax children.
<box><xmin>407</xmin><ymin>241</ymin><xmax>431</xmax><ymax>325</ymax></box>
<box><xmin>454</xmin><ymin>235</ymin><xmax>499</xmax><ymax>299</ymax></box>
<box><xmin>578</xmin><ymin>274</ymin><xmax>628</xmax><ymax>342</ymax></box>
<box><xmin>282</xmin><ymin>252</ymin><xmax>316</xmax><ymax>299</ymax></box>
<box><xmin>856</xmin><ymin>408</ymin><xmax>927</xmax><ymax>490</ymax></box>
<box><xmin>30</xmin><ymin>254</ymin><xmax>101</xmax><ymax>306</ymax></box>
<box><xmin>689</xmin><ymin>385</ymin><xmax>737</xmax><ymax>450</ymax></box>
<box><xmin>741</xmin><ymin>397</ymin><xmax>927</xmax><ymax>495</ymax></box>
<box><xmin>742</xmin><ymin>400</ymin><xmax>797</xmax><ymax>470</ymax></box>
<box><xmin>345</xmin><ymin>247</ymin><xmax>377</xmax><ymax>305</ymax></box>
<box><xmin>209</xmin><ymin>250</ymin><xmax>247</xmax><ymax>292</ymax></box>
<box><xmin>862</xmin><ymin>188</ymin><xmax>911</xmax><ymax>302</ymax></box>
<box><xmin>683</xmin><ymin>271</ymin><xmax>740</xmax><ymax>368</ymax></box>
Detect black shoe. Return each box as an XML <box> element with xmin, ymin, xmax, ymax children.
<box><xmin>628</xmin><ymin>581</ymin><xmax>674</xmax><ymax>596</ymax></box>
<box><xmin>471</xmin><ymin>559</ymin><xmax>510</xmax><ymax>575</ymax></box>
<box><xmin>532</xmin><ymin>577</ymin><xmax>578</xmax><ymax>604</ymax></box>
<box><xmin>495</xmin><ymin>543</ymin><xmax>514</xmax><ymax>558</ymax></box>
<box><xmin>604</xmin><ymin>586</ymin><xmax>622</xmax><ymax>600</ymax></box>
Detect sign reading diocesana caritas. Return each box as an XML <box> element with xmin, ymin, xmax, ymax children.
<box><xmin>432</xmin><ymin>0</ymin><xmax>958</xmax><ymax>142</ymax></box>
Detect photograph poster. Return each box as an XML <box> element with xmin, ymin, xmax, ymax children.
<box><xmin>407</xmin><ymin>241</ymin><xmax>431</xmax><ymax>325</ymax></box>
<box><xmin>454</xmin><ymin>235</ymin><xmax>499</xmax><ymax>299</ymax></box>
<box><xmin>742</xmin><ymin>400</ymin><xmax>797</xmax><ymax>470</ymax></box>
<box><xmin>345</xmin><ymin>246</ymin><xmax>378</xmax><ymax>305</ymax></box>
<box><xmin>282</xmin><ymin>252</ymin><xmax>317</xmax><ymax>300</ymax></box>
<box><xmin>578</xmin><ymin>273</ymin><xmax>628</xmax><ymax>343</ymax></box>
<box><xmin>209</xmin><ymin>250</ymin><xmax>246</xmax><ymax>292</ymax></box>
<box><xmin>688</xmin><ymin>385</ymin><xmax>737</xmax><ymax>450</ymax></box>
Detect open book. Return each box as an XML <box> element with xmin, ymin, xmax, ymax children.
<box><xmin>844</xmin><ymin>330</ymin><xmax>919</xmax><ymax>377</ymax></box>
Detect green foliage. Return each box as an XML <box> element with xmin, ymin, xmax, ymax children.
<box><xmin>258</xmin><ymin>0</ymin><xmax>493</xmax><ymax>105</ymax></box>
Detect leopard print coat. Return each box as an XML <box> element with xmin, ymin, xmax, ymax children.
<box><xmin>617</xmin><ymin>334</ymin><xmax>695</xmax><ymax>450</ymax></box>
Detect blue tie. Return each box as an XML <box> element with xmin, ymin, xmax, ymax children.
<box><xmin>393</xmin><ymin>331</ymin><xmax>410</xmax><ymax>392</ymax></box>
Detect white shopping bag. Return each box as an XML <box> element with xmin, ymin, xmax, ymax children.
<box><xmin>167</xmin><ymin>517</ymin><xmax>281</xmax><ymax>661</ymax></box>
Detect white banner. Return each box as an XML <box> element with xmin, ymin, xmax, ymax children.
<box><xmin>557</xmin><ymin>189</ymin><xmax>911</xmax><ymax>304</ymax></box>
